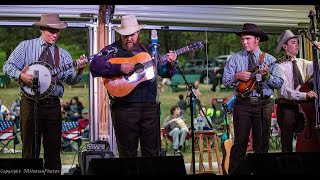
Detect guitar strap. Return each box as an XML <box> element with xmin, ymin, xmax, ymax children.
<box><xmin>140</xmin><ymin>43</ymin><xmax>149</xmax><ymax>53</ymax></box>
<box><xmin>259</xmin><ymin>51</ymin><xmax>265</xmax><ymax>66</ymax></box>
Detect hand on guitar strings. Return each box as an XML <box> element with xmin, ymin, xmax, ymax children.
<box><xmin>19</xmin><ymin>66</ymin><xmax>33</xmax><ymax>86</ymax></box>
<box><xmin>76</xmin><ymin>54</ymin><xmax>88</xmax><ymax>74</ymax></box>
<box><xmin>120</xmin><ymin>63</ymin><xmax>135</xmax><ymax>75</ymax></box>
<box><xmin>235</xmin><ymin>71</ymin><xmax>251</xmax><ymax>81</ymax></box>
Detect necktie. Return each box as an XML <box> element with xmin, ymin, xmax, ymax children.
<box><xmin>292</xmin><ymin>59</ymin><xmax>303</xmax><ymax>89</ymax></box>
<box><xmin>248</xmin><ymin>53</ymin><xmax>256</xmax><ymax>71</ymax></box>
<box><xmin>39</xmin><ymin>44</ymin><xmax>54</xmax><ymax>67</ymax></box>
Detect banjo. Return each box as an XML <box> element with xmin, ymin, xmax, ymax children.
<box><xmin>20</xmin><ymin>60</ymin><xmax>81</xmax><ymax>100</ymax></box>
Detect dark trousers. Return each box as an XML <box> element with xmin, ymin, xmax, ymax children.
<box><xmin>20</xmin><ymin>96</ymin><xmax>61</xmax><ymax>175</ymax></box>
<box><xmin>276</xmin><ymin>103</ymin><xmax>305</xmax><ymax>152</ymax></box>
<box><xmin>111</xmin><ymin>102</ymin><xmax>160</xmax><ymax>158</ymax></box>
<box><xmin>229</xmin><ymin>97</ymin><xmax>272</xmax><ymax>174</ymax></box>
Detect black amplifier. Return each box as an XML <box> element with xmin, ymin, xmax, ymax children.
<box><xmin>79</xmin><ymin>150</ymin><xmax>114</xmax><ymax>175</ymax></box>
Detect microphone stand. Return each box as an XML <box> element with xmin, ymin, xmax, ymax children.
<box><xmin>256</xmin><ymin>73</ymin><xmax>264</xmax><ymax>152</ymax></box>
<box><xmin>32</xmin><ymin>71</ymin><xmax>40</xmax><ymax>158</ymax></box>
<box><xmin>175</xmin><ymin>63</ymin><xmax>213</xmax><ymax>175</ymax></box>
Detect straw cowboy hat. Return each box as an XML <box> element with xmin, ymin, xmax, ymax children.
<box><xmin>236</xmin><ymin>23</ymin><xmax>268</xmax><ymax>42</ymax></box>
<box><xmin>112</xmin><ymin>15</ymin><xmax>146</xmax><ymax>35</ymax></box>
<box><xmin>276</xmin><ymin>30</ymin><xmax>300</xmax><ymax>53</ymax></box>
<box><xmin>32</xmin><ymin>13</ymin><xmax>68</xmax><ymax>29</ymax></box>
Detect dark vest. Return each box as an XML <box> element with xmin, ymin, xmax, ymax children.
<box><xmin>109</xmin><ymin>41</ymin><xmax>158</xmax><ymax>104</ymax></box>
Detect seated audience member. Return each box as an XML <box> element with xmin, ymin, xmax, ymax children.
<box><xmin>65</xmin><ymin>96</ymin><xmax>84</xmax><ymax>121</ymax></box>
<box><xmin>194</xmin><ymin>106</ymin><xmax>213</xmax><ymax>130</ymax></box>
<box><xmin>163</xmin><ymin>105</ymin><xmax>189</xmax><ymax>153</ymax></box>
<box><xmin>78</xmin><ymin>108</ymin><xmax>89</xmax><ymax>139</ymax></box>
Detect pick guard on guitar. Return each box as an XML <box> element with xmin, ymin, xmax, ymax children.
<box><xmin>103</xmin><ymin>52</ymin><xmax>155</xmax><ymax>97</ymax></box>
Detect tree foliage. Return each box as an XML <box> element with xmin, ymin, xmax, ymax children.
<box><xmin>1</xmin><ymin>26</ymin><xmax>280</xmax><ymax>73</ymax></box>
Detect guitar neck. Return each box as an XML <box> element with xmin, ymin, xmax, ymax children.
<box><xmin>159</xmin><ymin>46</ymin><xmax>192</xmax><ymax>61</ymax></box>
<box><xmin>51</xmin><ymin>61</ymin><xmax>77</xmax><ymax>76</ymax></box>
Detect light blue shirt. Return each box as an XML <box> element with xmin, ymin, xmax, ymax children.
<box><xmin>3</xmin><ymin>37</ymin><xmax>82</xmax><ymax>97</ymax></box>
<box><xmin>222</xmin><ymin>48</ymin><xmax>283</xmax><ymax>97</ymax></box>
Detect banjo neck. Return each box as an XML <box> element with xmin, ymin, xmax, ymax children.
<box><xmin>51</xmin><ymin>61</ymin><xmax>77</xmax><ymax>76</ymax></box>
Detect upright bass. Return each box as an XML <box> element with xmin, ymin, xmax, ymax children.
<box><xmin>296</xmin><ymin>10</ymin><xmax>320</xmax><ymax>152</ymax></box>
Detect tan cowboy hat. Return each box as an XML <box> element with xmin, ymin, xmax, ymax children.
<box><xmin>276</xmin><ymin>30</ymin><xmax>300</xmax><ymax>53</ymax></box>
<box><xmin>235</xmin><ymin>23</ymin><xmax>268</xmax><ymax>42</ymax></box>
<box><xmin>112</xmin><ymin>15</ymin><xmax>146</xmax><ymax>35</ymax></box>
<box><xmin>32</xmin><ymin>13</ymin><xmax>68</xmax><ymax>29</ymax></box>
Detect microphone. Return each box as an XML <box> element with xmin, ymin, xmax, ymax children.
<box><xmin>256</xmin><ymin>73</ymin><xmax>262</xmax><ymax>82</ymax></box>
<box><xmin>87</xmin><ymin>47</ymin><xmax>118</xmax><ymax>62</ymax></box>
<box><xmin>151</xmin><ymin>29</ymin><xmax>158</xmax><ymax>59</ymax></box>
<box><xmin>32</xmin><ymin>70</ymin><xmax>39</xmax><ymax>91</ymax></box>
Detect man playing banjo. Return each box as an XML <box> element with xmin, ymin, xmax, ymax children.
<box><xmin>3</xmin><ymin>13</ymin><xmax>87</xmax><ymax>175</ymax></box>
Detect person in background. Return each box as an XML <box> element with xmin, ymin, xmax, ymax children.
<box><xmin>65</xmin><ymin>96</ymin><xmax>84</xmax><ymax>122</ymax></box>
<box><xmin>3</xmin><ymin>13</ymin><xmax>87</xmax><ymax>175</ymax></box>
<box><xmin>163</xmin><ymin>105</ymin><xmax>189</xmax><ymax>153</ymax></box>
<box><xmin>90</xmin><ymin>14</ymin><xmax>177</xmax><ymax>158</ymax></box>
<box><xmin>78</xmin><ymin>108</ymin><xmax>89</xmax><ymax>139</ymax></box>
<box><xmin>222</xmin><ymin>23</ymin><xmax>283</xmax><ymax>174</ymax></box>
<box><xmin>177</xmin><ymin>94</ymin><xmax>188</xmax><ymax>119</ymax></box>
<box><xmin>0</xmin><ymin>99</ymin><xmax>11</xmax><ymax>121</ymax></box>
<box><xmin>194</xmin><ymin>106</ymin><xmax>212</xmax><ymax>130</ymax></box>
<box><xmin>275</xmin><ymin>30</ymin><xmax>320</xmax><ymax>152</ymax></box>
<box><xmin>10</xmin><ymin>98</ymin><xmax>21</xmax><ymax>130</ymax></box>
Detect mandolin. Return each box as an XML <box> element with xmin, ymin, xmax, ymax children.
<box><xmin>103</xmin><ymin>41</ymin><xmax>204</xmax><ymax>97</ymax></box>
<box><xmin>236</xmin><ymin>60</ymin><xmax>277</xmax><ymax>97</ymax></box>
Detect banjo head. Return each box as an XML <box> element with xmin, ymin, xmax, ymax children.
<box><xmin>21</xmin><ymin>61</ymin><xmax>55</xmax><ymax>100</ymax></box>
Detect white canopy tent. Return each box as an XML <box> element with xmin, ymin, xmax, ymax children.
<box><xmin>0</xmin><ymin>5</ymin><xmax>316</xmax><ymax>154</ymax></box>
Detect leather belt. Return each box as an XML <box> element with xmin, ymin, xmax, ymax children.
<box><xmin>236</xmin><ymin>96</ymin><xmax>271</xmax><ymax>103</ymax></box>
<box><xmin>275</xmin><ymin>98</ymin><xmax>307</xmax><ymax>105</ymax></box>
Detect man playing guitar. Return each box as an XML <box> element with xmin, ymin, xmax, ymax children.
<box><xmin>90</xmin><ymin>15</ymin><xmax>177</xmax><ymax>158</ymax></box>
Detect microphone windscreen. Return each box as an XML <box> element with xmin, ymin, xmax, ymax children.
<box><xmin>151</xmin><ymin>29</ymin><xmax>157</xmax><ymax>39</ymax></box>
<box><xmin>33</xmin><ymin>70</ymin><xmax>39</xmax><ymax>79</ymax></box>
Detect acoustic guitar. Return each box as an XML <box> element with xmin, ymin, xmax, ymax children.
<box><xmin>103</xmin><ymin>41</ymin><xmax>204</xmax><ymax>97</ymax></box>
<box><xmin>221</xmin><ymin>103</ymin><xmax>234</xmax><ymax>174</ymax></box>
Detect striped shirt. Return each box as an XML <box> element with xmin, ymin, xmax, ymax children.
<box><xmin>3</xmin><ymin>37</ymin><xmax>82</xmax><ymax>97</ymax></box>
<box><xmin>222</xmin><ymin>48</ymin><xmax>283</xmax><ymax>97</ymax></box>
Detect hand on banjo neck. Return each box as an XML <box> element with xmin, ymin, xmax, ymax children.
<box><xmin>19</xmin><ymin>55</ymin><xmax>88</xmax><ymax>87</ymax></box>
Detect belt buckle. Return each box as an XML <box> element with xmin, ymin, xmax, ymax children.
<box><xmin>250</xmin><ymin>97</ymin><xmax>259</xmax><ymax>103</ymax></box>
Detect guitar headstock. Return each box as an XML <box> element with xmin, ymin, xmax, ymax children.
<box><xmin>188</xmin><ymin>41</ymin><xmax>204</xmax><ymax>51</ymax></box>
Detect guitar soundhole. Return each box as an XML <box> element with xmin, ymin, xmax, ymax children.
<box><xmin>134</xmin><ymin>63</ymin><xmax>144</xmax><ymax>73</ymax></box>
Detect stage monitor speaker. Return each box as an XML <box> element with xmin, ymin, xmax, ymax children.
<box><xmin>79</xmin><ymin>150</ymin><xmax>114</xmax><ymax>175</ymax></box>
<box><xmin>233</xmin><ymin>152</ymin><xmax>320</xmax><ymax>175</ymax></box>
<box><xmin>87</xmin><ymin>155</ymin><xmax>187</xmax><ymax>176</ymax></box>
<box><xmin>0</xmin><ymin>158</ymin><xmax>44</xmax><ymax>175</ymax></box>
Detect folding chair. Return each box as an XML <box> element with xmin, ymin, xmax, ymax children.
<box><xmin>61</xmin><ymin>121</ymin><xmax>82</xmax><ymax>152</ymax></box>
<box><xmin>0</xmin><ymin>120</ymin><xmax>16</xmax><ymax>153</ymax></box>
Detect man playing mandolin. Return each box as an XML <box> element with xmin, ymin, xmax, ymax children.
<box><xmin>222</xmin><ymin>23</ymin><xmax>283</xmax><ymax>174</ymax></box>
<box><xmin>90</xmin><ymin>15</ymin><xmax>177</xmax><ymax>158</ymax></box>
<box><xmin>3</xmin><ymin>13</ymin><xmax>87</xmax><ymax>175</ymax></box>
